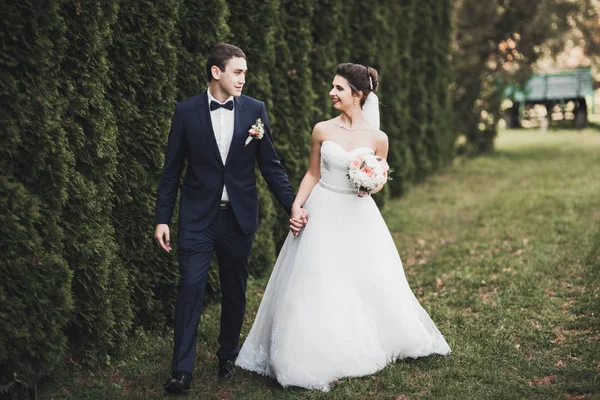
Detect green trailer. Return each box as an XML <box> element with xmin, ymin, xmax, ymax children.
<box><xmin>503</xmin><ymin>67</ymin><xmax>595</xmax><ymax>129</ymax></box>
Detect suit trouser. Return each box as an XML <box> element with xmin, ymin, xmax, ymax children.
<box><xmin>171</xmin><ymin>208</ymin><xmax>254</xmax><ymax>374</ymax></box>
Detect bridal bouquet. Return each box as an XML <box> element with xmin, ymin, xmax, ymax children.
<box><xmin>347</xmin><ymin>154</ymin><xmax>391</xmax><ymax>193</ymax></box>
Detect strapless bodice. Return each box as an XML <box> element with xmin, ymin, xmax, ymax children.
<box><xmin>319</xmin><ymin>140</ymin><xmax>375</xmax><ymax>192</ymax></box>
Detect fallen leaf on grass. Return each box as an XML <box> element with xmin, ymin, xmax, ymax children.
<box><xmin>528</xmin><ymin>374</ymin><xmax>557</xmax><ymax>386</ymax></box>
<box><xmin>550</xmin><ymin>334</ymin><xmax>566</xmax><ymax>343</ymax></box>
<box><xmin>567</xmin><ymin>395</ymin><xmax>592</xmax><ymax>399</ymax></box>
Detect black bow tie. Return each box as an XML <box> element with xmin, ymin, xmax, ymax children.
<box><xmin>210</xmin><ymin>100</ymin><xmax>234</xmax><ymax>111</ymax></box>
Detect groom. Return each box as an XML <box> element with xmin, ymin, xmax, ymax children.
<box><xmin>154</xmin><ymin>43</ymin><xmax>306</xmax><ymax>394</ymax></box>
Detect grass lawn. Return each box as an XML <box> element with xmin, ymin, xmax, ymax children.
<box><xmin>44</xmin><ymin>126</ymin><xmax>600</xmax><ymax>399</ymax></box>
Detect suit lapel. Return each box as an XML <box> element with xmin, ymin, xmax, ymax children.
<box><xmin>226</xmin><ymin>96</ymin><xmax>246</xmax><ymax>166</ymax></box>
<box><xmin>196</xmin><ymin>92</ymin><xmax>222</xmax><ymax>163</ymax></box>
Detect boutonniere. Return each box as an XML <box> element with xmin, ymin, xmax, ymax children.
<box><xmin>245</xmin><ymin>118</ymin><xmax>265</xmax><ymax>146</ymax></box>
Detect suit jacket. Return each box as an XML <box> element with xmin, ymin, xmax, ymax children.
<box><xmin>154</xmin><ymin>92</ymin><xmax>295</xmax><ymax>235</ymax></box>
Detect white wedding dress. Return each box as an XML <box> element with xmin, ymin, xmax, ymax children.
<box><xmin>236</xmin><ymin>140</ymin><xmax>451</xmax><ymax>391</ymax></box>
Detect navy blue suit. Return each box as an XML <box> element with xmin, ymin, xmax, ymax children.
<box><xmin>155</xmin><ymin>92</ymin><xmax>295</xmax><ymax>374</ymax></box>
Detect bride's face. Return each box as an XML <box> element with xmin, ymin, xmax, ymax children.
<box><xmin>329</xmin><ymin>75</ymin><xmax>359</xmax><ymax>111</ymax></box>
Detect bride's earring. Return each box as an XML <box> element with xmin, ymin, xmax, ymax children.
<box><xmin>354</xmin><ymin>98</ymin><xmax>358</xmax><ymax>106</ymax></box>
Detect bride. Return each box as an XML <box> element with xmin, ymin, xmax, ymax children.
<box><xmin>235</xmin><ymin>63</ymin><xmax>451</xmax><ymax>391</ymax></box>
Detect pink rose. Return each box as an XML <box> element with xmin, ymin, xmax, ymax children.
<box><xmin>379</xmin><ymin>158</ymin><xmax>390</xmax><ymax>172</ymax></box>
<box><xmin>362</xmin><ymin>166</ymin><xmax>373</xmax><ymax>177</ymax></box>
<box><xmin>249</xmin><ymin>128</ymin><xmax>258</xmax><ymax>137</ymax></box>
<box><xmin>350</xmin><ymin>159</ymin><xmax>361</xmax><ymax>169</ymax></box>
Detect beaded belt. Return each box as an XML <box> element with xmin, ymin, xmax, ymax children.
<box><xmin>318</xmin><ymin>180</ymin><xmax>358</xmax><ymax>195</ymax></box>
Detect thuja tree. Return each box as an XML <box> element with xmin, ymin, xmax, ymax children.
<box><xmin>380</xmin><ymin>0</ymin><xmax>417</xmax><ymax>196</ymax></box>
<box><xmin>417</xmin><ymin>0</ymin><xmax>451</xmax><ymax>176</ymax></box>
<box><xmin>405</xmin><ymin>0</ymin><xmax>434</xmax><ymax>182</ymax></box>
<box><xmin>310</xmin><ymin>0</ymin><xmax>347</xmax><ymax>122</ymax></box>
<box><xmin>59</xmin><ymin>0</ymin><xmax>132</xmax><ymax>362</ymax></box>
<box><xmin>0</xmin><ymin>0</ymin><xmax>72</xmax><ymax>391</ymax></box>
<box><xmin>177</xmin><ymin>0</ymin><xmax>230</xmax><ymax>100</ymax></box>
<box><xmin>260</xmin><ymin>0</ymin><xmax>316</xmax><ymax>247</ymax></box>
<box><xmin>270</xmin><ymin>0</ymin><xmax>316</xmax><ymax>190</ymax></box>
<box><xmin>431</xmin><ymin>0</ymin><xmax>454</xmax><ymax>167</ymax></box>
<box><xmin>108</xmin><ymin>0</ymin><xmax>180</xmax><ymax>329</ymax></box>
<box><xmin>174</xmin><ymin>0</ymin><xmax>230</xmax><ymax>298</ymax></box>
<box><xmin>346</xmin><ymin>2</ymin><xmax>392</xmax><ymax>206</ymax></box>
<box><xmin>227</xmin><ymin>0</ymin><xmax>280</xmax><ymax>278</ymax></box>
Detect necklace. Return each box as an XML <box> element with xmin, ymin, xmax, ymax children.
<box><xmin>339</xmin><ymin>119</ymin><xmax>366</xmax><ymax>131</ymax></box>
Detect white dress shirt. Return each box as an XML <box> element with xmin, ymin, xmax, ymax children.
<box><xmin>207</xmin><ymin>89</ymin><xmax>235</xmax><ymax>202</ymax></box>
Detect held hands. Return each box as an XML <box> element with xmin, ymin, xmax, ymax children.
<box><xmin>154</xmin><ymin>224</ymin><xmax>172</xmax><ymax>253</ymax></box>
<box><xmin>289</xmin><ymin>206</ymin><xmax>308</xmax><ymax>237</ymax></box>
<box><xmin>155</xmin><ymin>208</ymin><xmax>308</xmax><ymax>248</ymax></box>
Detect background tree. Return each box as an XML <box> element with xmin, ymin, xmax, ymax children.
<box><xmin>107</xmin><ymin>0</ymin><xmax>181</xmax><ymax>329</ymax></box>
<box><xmin>269</xmin><ymin>0</ymin><xmax>316</xmax><ymax>244</ymax></box>
<box><xmin>0</xmin><ymin>0</ymin><xmax>72</xmax><ymax>392</ymax></box>
<box><xmin>174</xmin><ymin>0</ymin><xmax>230</xmax><ymax>298</ymax></box>
<box><xmin>59</xmin><ymin>0</ymin><xmax>133</xmax><ymax>363</ymax></box>
<box><xmin>452</xmin><ymin>0</ymin><xmax>577</xmax><ymax>155</ymax></box>
<box><xmin>226</xmin><ymin>0</ymin><xmax>280</xmax><ymax>280</ymax></box>
<box><xmin>379</xmin><ymin>0</ymin><xmax>417</xmax><ymax>197</ymax></box>
<box><xmin>310</xmin><ymin>0</ymin><xmax>346</xmax><ymax>122</ymax></box>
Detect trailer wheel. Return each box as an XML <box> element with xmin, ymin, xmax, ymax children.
<box><xmin>505</xmin><ymin>106</ymin><xmax>520</xmax><ymax>129</ymax></box>
<box><xmin>574</xmin><ymin>98</ymin><xmax>587</xmax><ymax>129</ymax></box>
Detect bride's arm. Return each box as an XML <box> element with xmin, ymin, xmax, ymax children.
<box><xmin>291</xmin><ymin>123</ymin><xmax>325</xmax><ymax>212</ymax></box>
<box><xmin>368</xmin><ymin>132</ymin><xmax>389</xmax><ymax>195</ymax></box>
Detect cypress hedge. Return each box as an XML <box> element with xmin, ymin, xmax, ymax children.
<box><xmin>174</xmin><ymin>0</ymin><xmax>230</xmax><ymax>300</ymax></box>
<box><xmin>380</xmin><ymin>0</ymin><xmax>417</xmax><ymax>196</ymax></box>
<box><xmin>59</xmin><ymin>0</ymin><xmax>132</xmax><ymax>364</ymax></box>
<box><xmin>310</xmin><ymin>0</ymin><xmax>346</xmax><ymax>123</ymax></box>
<box><xmin>0</xmin><ymin>0</ymin><xmax>72</xmax><ymax>392</ymax></box>
<box><xmin>106</xmin><ymin>1</ymin><xmax>182</xmax><ymax>331</ymax></box>
<box><xmin>1</xmin><ymin>0</ymin><xmax>454</xmax><ymax>392</ymax></box>
<box><xmin>227</xmin><ymin>0</ymin><xmax>280</xmax><ymax>278</ymax></box>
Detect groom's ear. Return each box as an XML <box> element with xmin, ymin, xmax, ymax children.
<box><xmin>211</xmin><ymin>65</ymin><xmax>221</xmax><ymax>81</ymax></box>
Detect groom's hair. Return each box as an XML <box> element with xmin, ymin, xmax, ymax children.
<box><xmin>206</xmin><ymin>43</ymin><xmax>246</xmax><ymax>81</ymax></box>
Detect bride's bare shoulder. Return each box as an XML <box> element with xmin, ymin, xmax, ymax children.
<box><xmin>314</xmin><ymin>117</ymin><xmax>339</xmax><ymax>129</ymax></box>
<box><xmin>375</xmin><ymin>129</ymin><xmax>388</xmax><ymax>141</ymax></box>
<box><xmin>374</xmin><ymin>130</ymin><xmax>389</xmax><ymax>152</ymax></box>
<box><xmin>312</xmin><ymin>118</ymin><xmax>339</xmax><ymax>137</ymax></box>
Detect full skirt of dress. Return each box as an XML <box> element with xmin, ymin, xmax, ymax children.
<box><xmin>235</xmin><ymin>182</ymin><xmax>451</xmax><ymax>392</ymax></box>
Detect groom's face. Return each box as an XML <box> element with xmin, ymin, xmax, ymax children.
<box><xmin>213</xmin><ymin>56</ymin><xmax>247</xmax><ymax>98</ymax></box>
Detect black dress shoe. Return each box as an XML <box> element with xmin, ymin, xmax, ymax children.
<box><xmin>218</xmin><ymin>359</ymin><xmax>235</xmax><ymax>379</ymax></box>
<box><xmin>164</xmin><ymin>371</ymin><xmax>192</xmax><ymax>394</ymax></box>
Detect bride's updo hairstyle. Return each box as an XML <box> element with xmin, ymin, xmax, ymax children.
<box><xmin>334</xmin><ymin>63</ymin><xmax>379</xmax><ymax>107</ymax></box>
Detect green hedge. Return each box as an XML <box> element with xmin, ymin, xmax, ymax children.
<box><xmin>0</xmin><ymin>0</ymin><xmax>454</xmax><ymax>392</ymax></box>
<box><xmin>0</xmin><ymin>0</ymin><xmax>72</xmax><ymax>392</ymax></box>
<box><xmin>59</xmin><ymin>0</ymin><xmax>132</xmax><ymax>365</ymax></box>
<box><xmin>107</xmin><ymin>0</ymin><xmax>181</xmax><ymax>331</ymax></box>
